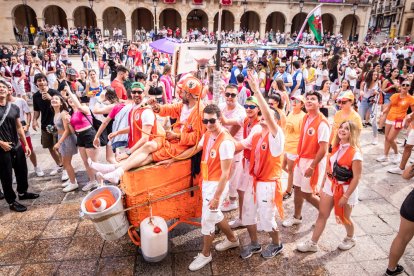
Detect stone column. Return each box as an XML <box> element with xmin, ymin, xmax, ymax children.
<box><xmin>285</xmin><ymin>22</ymin><xmax>292</xmax><ymax>33</ymax></box>
<box><xmin>181</xmin><ymin>20</ymin><xmax>187</xmax><ymax>37</ymax></box>
<box><xmin>126</xmin><ymin>19</ymin><xmax>132</xmax><ymax>41</ymax></box>
<box><xmin>358</xmin><ymin>24</ymin><xmax>368</xmax><ymax>43</ymax></box>
<box><xmin>37</xmin><ymin>17</ymin><xmax>45</xmax><ymax>28</ymax></box>
<box><xmin>97</xmin><ymin>18</ymin><xmax>104</xmax><ymax>34</ymax></box>
<box><xmin>2</xmin><ymin>17</ymin><xmax>18</xmax><ymax>43</ymax></box>
<box><xmin>335</xmin><ymin>24</ymin><xmax>341</xmax><ymax>35</ymax></box>
<box><xmin>259</xmin><ymin>22</ymin><xmax>266</xmax><ymax>39</ymax></box>
<box><xmin>208</xmin><ymin>20</ymin><xmax>214</xmax><ymax>33</ymax></box>
<box><xmin>67</xmin><ymin>18</ymin><xmax>75</xmax><ymax>29</ymax></box>
<box><xmin>234</xmin><ymin>20</ymin><xmax>240</xmax><ymax>32</ymax></box>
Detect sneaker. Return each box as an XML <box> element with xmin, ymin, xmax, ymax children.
<box><xmin>82</xmin><ymin>180</ymin><xmax>99</xmax><ymax>192</ymax></box>
<box><xmin>240</xmin><ymin>243</ymin><xmax>262</xmax><ymax>259</ymax></box>
<box><xmin>385</xmin><ymin>264</ymin><xmax>405</xmax><ymax>276</ymax></box>
<box><xmin>388</xmin><ymin>167</ymin><xmax>404</xmax><ymax>175</ymax></box>
<box><xmin>376</xmin><ymin>155</ymin><xmax>389</xmax><ymax>162</ymax></box>
<box><xmin>297</xmin><ymin>240</ymin><xmax>318</xmax><ymax>252</ymax></box>
<box><xmin>261</xmin><ymin>243</ymin><xmax>284</xmax><ymax>259</ymax></box>
<box><xmin>34</xmin><ymin>167</ymin><xmax>45</xmax><ymax>177</ymax></box>
<box><xmin>215</xmin><ymin>237</ymin><xmax>240</xmax><ymax>251</ymax></box>
<box><xmin>188</xmin><ymin>253</ymin><xmax>212</xmax><ymax>271</ymax></box>
<box><xmin>100</xmin><ymin>168</ymin><xmax>124</xmax><ymax>184</ymax></box>
<box><xmin>18</xmin><ymin>192</ymin><xmax>39</xmax><ymax>200</ymax></box>
<box><xmin>221</xmin><ymin>200</ymin><xmax>238</xmax><ymax>212</ymax></box>
<box><xmin>9</xmin><ymin>201</ymin><xmax>27</xmax><ymax>212</ymax></box>
<box><xmin>410</xmin><ymin>157</ymin><xmax>414</xmax><ymax>163</ymax></box>
<box><xmin>392</xmin><ymin>154</ymin><xmax>402</xmax><ymax>164</ymax></box>
<box><xmin>62</xmin><ymin>179</ymin><xmax>71</xmax><ymax>187</ymax></box>
<box><xmin>372</xmin><ymin>137</ymin><xmax>379</xmax><ymax>145</ymax></box>
<box><xmin>338</xmin><ymin>237</ymin><xmax>356</xmax><ymax>250</ymax></box>
<box><xmin>61</xmin><ymin>170</ymin><xmax>69</xmax><ymax>182</ymax></box>
<box><xmin>50</xmin><ymin>165</ymin><xmax>62</xmax><ymax>176</ymax></box>
<box><xmin>62</xmin><ymin>181</ymin><xmax>79</xmax><ymax>192</ymax></box>
<box><xmin>229</xmin><ymin>218</ymin><xmax>244</xmax><ymax>229</ymax></box>
<box><xmin>282</xmin><ymin>217</ymin><xmax>302</xmax><ymax>227</ymax></box>
<box><xmin>378</xmin><ymin>128</ymin><xmax>385</xmax><ymax>135</ymax></box>
<box><xmin>0</xmin><ymin>190</ymin><xmax>4</xmax><ymax>200</ymax></box>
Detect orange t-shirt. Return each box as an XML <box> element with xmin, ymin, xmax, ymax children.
<box><xmin>386</xmin><ymin>93</ymin><xmax>414</xmax><ymax>121</ymax></box>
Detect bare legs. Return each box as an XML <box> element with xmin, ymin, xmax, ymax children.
<box><xmin>62</xmin><ymin>155</ymin><xmax>76</xmax><ymax>183</ymax></box>
<box><xmin>387</xmin><ymin>217</ymin><xmax>414</xmax><ymax>270</ymax></box>
<box><xmin>79</xmin><ymin>147</ymin><xmax>99</xmax><ymax>181</ymax></box>
<box><xmin>202</xmin><ymin>218</ymin><xmax>237</xmax><ymax>257</ymax></box>
<box><xmin>293</xmin><ymin>186</ymin><xmax>320</xmax><ymax>219</ymax></box>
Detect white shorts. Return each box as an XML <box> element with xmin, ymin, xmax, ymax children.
<box><xmin>228</xmin><ymin>152</ymin><xmax>243</xmax><ymax>198</ymax></box>
<box><xmin>241</xmin><ymin>181</ymin><xmax>279</xmax><ymax>232</ymax></box>
<box><xmin>286</xmin><ymin>152</ymin><xmax>298</xmax><ymax>161</ymax></box>
<box><xmin>322</xmin><ymin>179</ymin><xmax>359</xmax><ymax>206</ymax></box>
<box><xmin>385</xmin><ymin>120</ymin><xmax>394</xmax><ymax>125</ymax></box>
<box><xmin>12</xmin><ymin>78</ymin><xmax>25</xmax><ymax>96</ymax></box>
<box><xmin>236</xmin><ymin>159</ymin><xmax>252</xmax><ymax>192</ymax></box>
<box><xmin>407</xmin><ymin>130</ymin><xmax>414</xmax><ymax>146</ymax></box>
<box><xmin>201</xmin><ymin>180</ymin><xmax>229</xmax><ymax>235</ymax></box>
<box><xmin>293</xmin><ymin>157</ymin><xmax>326</xmax><ymax>194</ymax></box>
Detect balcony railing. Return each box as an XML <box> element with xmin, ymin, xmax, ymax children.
<box><xmin>384</xmin><ymin>6</ymin><xmax>390</xmax><ymax>11</ymax></box>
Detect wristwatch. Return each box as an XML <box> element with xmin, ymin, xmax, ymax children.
<box><xmin>126</xmin><ymin>149</ymin><xmax>132</xmax><ymax>156</ymax></box>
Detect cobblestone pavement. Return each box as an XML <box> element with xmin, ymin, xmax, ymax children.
<box><xmin>0</xmin><ymin>58</ymin><xmax>413</xmax><ymax>275</ymax></box>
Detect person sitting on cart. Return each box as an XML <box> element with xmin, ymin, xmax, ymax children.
<box><xmin>158</xmin><ymin>104</ymin><xmax>240</xmax><ymax>271</ymax></box>
<box><xmin>89</xmin><ymin>76</ymin><xmax>206</xmax><ymax>183</ymax></box>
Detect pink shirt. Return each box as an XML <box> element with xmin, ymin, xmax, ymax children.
<box><xmin>70</xmin><ymin>111</ymin><xmax>92</xmax><ymax>131</ymax></box>
<box><xmin>108</xmin><ymin>103</ymin><xmax>125</xmax><ymax>119</ymax></box>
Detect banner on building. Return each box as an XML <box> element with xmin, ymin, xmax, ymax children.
<box><xmin>164</xmin><ymin>0</ymin><xmax>176</xmax><ymax>3</ymax></box>
<box><xmin>193</xmin><ymin>0</ymin><xmax>203</xmax><ymax>4</ymax></box>
<box><xmin>220</xmin><ymin>0</ymin><xmax>232</xmax><ymax>5</ymax></box>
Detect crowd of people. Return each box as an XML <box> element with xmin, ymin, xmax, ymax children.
<box><xmin>1</xmin><ymin>30</ymin><xmax>414</xmax><ymax>275</ymax></box>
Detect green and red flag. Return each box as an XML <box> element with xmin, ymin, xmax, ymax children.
<box><xmin>307</xmin><ymin>6</ymin><xmax>323</xmax><ymax>42</ymax></box>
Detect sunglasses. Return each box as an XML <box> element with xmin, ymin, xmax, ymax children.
<box><xmin>202</xmin><ymin>118</ymin><xmax>217</xmax><ymax>125</ymax></box>
<box><xmin>244</xmin><ymin>104</ymin><xmax>257</xmax><ymax>110</ymax></box>
<box><xmin>292</xmin><ymin>99</ymin><xmax>302</xmax><ymax>104</ymax></box>
<box><xmin>268</xmin><ymin>102</ymin><xmax>276</xmax><ymax>106</ymax></box>
<box><xmin>402</xmin><ymin>84</ymin><xmax>410</xmax><ymax>87</ymax></box>
<box><xmin>223</xmin><ymin>67</ymin><xmax>229</xmax><ymax>69</ymax></box>
<box><xmin>337</xmin><ymin>100</ymin><xmax>350</xmax><ymax>105</ymax></box>
<box><xmin>225</xmin><ymin>92</ymin><xmax>237</xmax><ymax>98</ymax></box>
<box><xmin>131</xmin><ymin>90</ymin><xmax>144</xmax><ymax>94</ymax></box>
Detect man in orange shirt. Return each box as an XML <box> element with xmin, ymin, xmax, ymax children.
<box><xmin>159</xmin><ymin>104</ymin><xmax>239</xmax><ymax>271</ymax></box>
<box><xmin>110</xmin><ymin>65</ymin><xmax>128</xmax><ymax>101</ymax></box>
<box><xmin>235</xmin><ymin>71</ymin><xmax>285</xmax><ymax>259</ymax></box>
<box><xmin>283</xmin><ymin>91</ymin><xmax>329</xmax><ymax>227</ymax></box>
<box><xmin>92</xmin><ymin>77</ymin><xmax>206</xmax><ymax>183</ymax></box>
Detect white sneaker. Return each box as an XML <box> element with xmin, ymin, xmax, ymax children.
<box><xmin>388</xmin><ymin>167</ymin><xmax>404</xmax><ymax>175</ymax></box>
<box><xmin>409</xmin><ymin>157</ymin><xmax>414</xmax><ymax>163</ymax></box>
<box><xmin>392</xmin><ymin>154</ymin><xmax>402</xmax><ymax>164</ymax></box>
<box><xmin>34</xmin><ymin>167</ymin><xmax>45</xmax><ymax>177</ymax></box>
<box><xmin>50</xmin><ymin>166</ymin><xmax>62</xmax><ymax>176</ymax></box>
<box><xmin>62</xmin><ymin>181</ymin><xmax>79</xmax><ymax>192</ymax></box>
<box><xmin>297</xmin><ymin>240</ymin><xmax>318</xmax><ymax>252</ymax></box>
<box><xmin>282</xmin><ymin>217</ymin><xmax>302</xmax><ymax>227</ymax></box>
<box><xmin>229</xmin><ymin>218</ymin><xmax>244</xmax><ymax>229</ymax></box>
<box><xmin>82</xmin><ymin>180</ymin><xmax>98</xmax><ymax>192</ymax></box>
<box><xmin>62</xmin><ymin>179</ymin><xmax>70</xmax><ymax>187</ymax></box>
<box><xmin>372</xmin><ymin>137</ymin><xmax>379</xmax><ymax>145</ymax></box>
<box><xmin>338</xmin><ymin>237</ymin><xmax>356</xmax><ymax>250</ymax></box>
<box><xmin>215</xmin><ymin>237</ymin><xmax>240</xmax><ymax>252</ymax></box>
<box><xmin>188</xmin><ymin>253</ymin><xmax>212</xmax><ymax>271</ymax></box>
<box><xmin>376</xmin><ymin>155</ymin><xmax>389</xmax><ymax>162</ymax></box>
<box><xmin>221</xmin><ymin>200</ymin><xmax>238</xmax><ymax>212</ymax></box>
<box><xmin>61</xmin><ymin>170</ymin><xmax>69</xmax><ymax>182</ymax></box>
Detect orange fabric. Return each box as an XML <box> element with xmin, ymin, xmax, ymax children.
<box><xmin>249</xmin><ymin>132</ymin><xmax>284</xmax><ymax>219</ymax></box>
<box><xmin>327</xmin><ymin>145</ymin><xmax>356</xmax><ymax>225</ymax></box>
<box><xmin>128</xmin><ymin>107</ymin><xmax>158</xmax><ymax>149</ymax></box>
<box><xmin>152</xmin><ymin>137</ymin><xmax>190</xmax><ymax>162</ymax></box>
<box><xmin>201</xmin><ymin>131</ymin><xmax>233</xmax><ymax>181</ymax></box>
<box><xmin>295</xmin><ymin>112</ymin><xmax>328</xmax><ymax>193</ymax></box>
<box><xmin>158</xmin><ymin>102</ymin><xmax>206</xmax><ymax>146</ymax></box>
<box><xmin>85</xmin><ymin>188</ymin><xmax>116</xmax><ymax>212</ymax></box>
<box><xmin>111</xmin><ymin>79</ymin><xmax>127</xmax><ymax>100</ymax></box>
<box><xmin>386</xmin><ymin>93</ymin><xmax>414</xmax><ymax>121</ymax></box>
<box><xmin>243</xmin><ymin>117</ymin><xmax>260</xmax><ymax>161</ymax></box>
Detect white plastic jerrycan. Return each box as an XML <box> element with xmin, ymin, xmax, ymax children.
<box><xmin>140</xmin><ymin>216</ymin><xmax>168</xmax><ymax>262</ymax></box>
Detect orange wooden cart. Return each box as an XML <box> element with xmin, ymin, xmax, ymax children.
<box><xmin>120</xmin><ymin>159</ymin><xmax>202</xmax><ymax>246</ymax></box>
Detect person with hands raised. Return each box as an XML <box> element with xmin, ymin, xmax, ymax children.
<box><xmin>0</xmin><ymin>80</ymin><xmax>38</xmax><ymax>212</ymax></box>
<box><xmin>158</xmin><ymin>104</ymin><xmax>239</xmax><ymax>272</ymax></box>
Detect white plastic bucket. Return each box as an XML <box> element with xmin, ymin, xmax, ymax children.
<box><xmin>80</xmin><ymin>186</ymin><xmax>129</xmax><ymax>241</ymax></box>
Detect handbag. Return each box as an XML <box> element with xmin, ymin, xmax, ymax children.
<box><xmin>82</xmin><ymin>112</ymin><xmax>106</xmax><ymax>146</ymax></box>
<box><xmin>332</xmin><ymin>147</ymin><xmax>354</xmax><ymax>183</ymax></box>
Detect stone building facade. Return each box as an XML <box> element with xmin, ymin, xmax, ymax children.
<box><xmin>2</xmin><ymin>0</ymin><xmax>372</xmax><ymax>43</ymax></box>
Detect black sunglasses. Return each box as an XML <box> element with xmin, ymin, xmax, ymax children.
<box><xmin>402</xmin><ymin>83</ymin><xmax>410</xmax><ymax>87</ymax></box>
<box><xmin>131</xmin><ymin>90</ymin><xmax>144</xmax><ymax>94</ymax></box>
<box><xmin>244</xmin><ymin>104</ymin><xmax>257</xmax><ymax>109</ymax></box>
<box><xmin>202</xmin><ymin>118</ymin><xmax>217</xmax><ymax>125</ymax></box>
<box><xmin>225</xmin><ymin>92</ymin><xmax>237</xmax><ymax>98</ymax></box>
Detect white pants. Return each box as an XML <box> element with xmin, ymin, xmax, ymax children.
<box><xmin>322</xmin><ymin>179</ymin><xmax>359</xmax><ymax>206</ymax></box>
<box><xmin>12</xmin><ymin>78</ymin><xmax>25</xmax><ymax>96</ymax></box>
<box><xmin>228</xmin><ymin>152</ymin><xmax>243</xmax><ymax>198</ymax></box>
<box><xmin>236</xmin><ymin>159</ymin><xmax>252</xmax><ymax>192</ymax></box>
<box><xmin>242</xmin><ymin>181</ymin><xmax>279</xmax><ymax>232</ymax></box>
<box><xmin>201</xmin><ymin>181</ymin><xmax>229</xmax><ymax>235</ymax></box>
<box><xmin>293</xmin><ymin>158</ymin><xmax>326</xmax><ymax>194</ymax></box>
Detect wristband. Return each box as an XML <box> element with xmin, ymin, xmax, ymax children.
<box><xmin>126</xmin><ymin>149</ymin><xmax>132</xmax><ymax>156</ymax></box>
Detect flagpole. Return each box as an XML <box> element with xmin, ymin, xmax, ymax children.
<box><xmin>295</xmin><ymin>4</ymin><xmax>323</xmax><ymax>43</ymax></box>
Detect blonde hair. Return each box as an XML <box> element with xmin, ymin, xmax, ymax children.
<box><xmin>333</xmin><ymin>120</ymin><xmax>360</xmax><ymax>149</ymax></box>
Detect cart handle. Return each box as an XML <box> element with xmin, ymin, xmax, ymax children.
<box><xmin>128</xmin><ymin>225</ymin><xmax>141</xmax><ymax>246</ymax></box>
